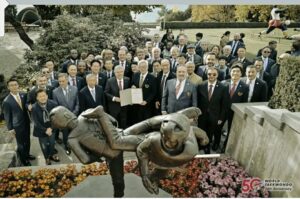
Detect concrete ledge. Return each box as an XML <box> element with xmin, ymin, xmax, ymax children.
<box><xmin>263</xmin><ymin>109</ymin><xmax>290</xmax><ymax>130</ymax></box>
<box><xmin>281</xmin><ymin>112</ymin><xmax>300</xmax><ymax>133</ymax></box>
<box><xmin>244</xmin><ymin>105</ymin><xmax>270</xmax><ymax>125</ymax></box>
<box><xmin>231</xmin><ymin>102</ymin><xmax>268</xmax><ymax>119</ymax></box>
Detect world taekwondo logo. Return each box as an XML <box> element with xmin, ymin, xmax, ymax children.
<box><xmin>242</xmin><ymin>178</ymin><xmax>293</xmax><ymax>193</ymax></box>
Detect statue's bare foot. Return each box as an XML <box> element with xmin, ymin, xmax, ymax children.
<box><xmin>81</xmin><ymin>106</ymin><xmax>104</xmax><ymax>118</ymax></box>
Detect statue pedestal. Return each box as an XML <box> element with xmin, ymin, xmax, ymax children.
<box><xmin>63</xmin><ymin>173</ymin><xmax>171</xmax><ymax>198</ymax></box>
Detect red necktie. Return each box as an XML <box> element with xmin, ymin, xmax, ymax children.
<box><xmin>230</xmin><ymin>83</ymin><xmax>236</xmax><ymax>98</ymax></box>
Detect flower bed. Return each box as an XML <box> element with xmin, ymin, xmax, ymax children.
<box><xmin>0</xmin><ymin>157</ymin><xmax>269</xmax><ymax>197</ymax></box>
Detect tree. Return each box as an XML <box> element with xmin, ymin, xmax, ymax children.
<box><xmin>5</xmin><ymin>5</ymin><xmax>34</xmax><ymax>50</ymax></box>
<box><xmin>5</xmin><ymin>5</ymin><xmax>159</xmax><ymax>50</ymax></box>
<box><xmin>158</xmin><ymin>5</ymin><xmax>191</xmax><ymax>22</ymax></box>
<box><xmin>191</xmin><ymin>5</ymin><xmax>236</xmax><ymax>22</ymax></box>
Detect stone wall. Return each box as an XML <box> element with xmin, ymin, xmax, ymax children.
<box><xmin>226</xmin><ymin>102</ymin><xmax>300</xmax><ymax>197</ymax></box>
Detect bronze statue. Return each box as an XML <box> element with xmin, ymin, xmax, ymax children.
<box><xmin>50</xmin><ymin>106</ymin><xmax>208</xmax><ymax>195</ymax></box>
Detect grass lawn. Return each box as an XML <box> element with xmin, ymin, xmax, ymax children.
<box><xmin>159</xmin><ymin>28</ymin><xmax>299</xmax><ymax>60</ymax></box>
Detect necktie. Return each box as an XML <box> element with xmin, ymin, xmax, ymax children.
<box><xmin>172</xmin><ymin>60</ymin><xmax>176</xmax><ymax>70</ymax></box>
<box><xmin>230</xmin><ymin>83</ymin><xmax>236</xmax><ymax>98</ymax></box>
<box><xmin>16</xmin><ymin>94</ymin><xmax>23</xmax><ymax>109</ymax></box>
<box><xmin>139</xmin><ymin>74</ymin><xmax>144</xmax><ymax>88</ymax></box>
<box><xmin>176</xmin><ymin>81</ymin><xmax>182</xmax><ymax>96</ymax></box>
<box><xmin>118</xmin><ymin>80</ymin><xmax>122</xmax><ymax>90</ymax></box>
<box><xmin>208</xmin><ymin>85</ymin><xmax>213</xmax><ymax>101</ymax></box>
<box><xmin>64</xmin><ymin>88</ymin><xmax>69</xmax><ymax>101</ymax></box>
<box><xmin>91</xmin><ymin>89</ymin><xmax>96</xmax><ymax>101</ymax></box>
<box><xmin>108</xmin><ymin>72</ymin><xmax>110</xmax><ymax>79</ymax></box>
<box><xmin>121</xmin><ymin>61</ymin><xmax>124</xmax><ymax>68</ymax></box>
<box><xmin>72</xmin><ymin>78</ymin><xmax>76</xmax><ymax>86</ymax></box>
<box><xmin>232</xmin><ymin>41</ymin><xmax>238</xmax><ymax>55</ymax></box>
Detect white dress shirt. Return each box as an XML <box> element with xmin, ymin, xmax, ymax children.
<box><xmin>208</xmin><ymin>81</ymin><xmax>217</xmax><ymax>95</ymax></box>
<box><xmin>176</xmin><ymin>78</ymin><xmax>186</xmax><ymax>99</ymax></box>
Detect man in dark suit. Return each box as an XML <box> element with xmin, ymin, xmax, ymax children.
<box><xmin>45</xmin><ymin>60</ymin><xmax>59</xmax><ymax>80</ymax></box>
<box><xmin>169</xmin><ymin>46</ymin><xmax>180</xmax><ymax>73</ymax></box>
<box><xmin>79</xmin><ymin>74</ymin><xmax>106</xmax><ymax>114</ymax></box>
<box><xmin>229</xmin><ymin>47</ymin><xmax>252</xmax><ymax>76</ymax></box>
<box><xmin>244</xmin><ymin>65</ymin><xmax>268</xmax><ymax>102</ymax></box>
<box><xmin>155</xmin><ymin>59</ymin><xmax>176</xmax><ymax>115</ymax></box>
<box><xmin>2</xmin><ymin>78</ymin><xmax>35</xmax><ymax>166</ymax></box>
<box><xmin>52</xmin><ymin>73</ymin><xmax>79</xmax><ymax>155</ymax></box>
<box><xmin>196</xmin><ymin>52</ymin><xmax>225</xmax><ymax>81</ymax></box>
<box><xmin>60</xmin><ymin>49</ymin><xmax>79</xmax><ymax>73</ymax></box>
<box><xmin>254</xmin><ymin>59</ymin><xmax>272</xmax><ymax>99</ymax></box>
<box><xmin>152</xmin><ymin>33</ymin><xmax>164</xmax><ymax>51</ymax></box>
<box><xmin>131</xmin><ymin>60</ymin><xmax>157</xmax><ymax>122</ymax></box>
<box><xmin>161</xmin><ymin>65</ymin><xmax>197</xmax><ymax>114</ymax></box>
<box><xmin>42</xmin><ymin>67</ymin><xmax>59</xmax><ymax>88</ymax></box>
<box><xmin>114</xmin><ymin>49</ymin><xmax>132</xmax><ymax>78</ymax></box>
<box><xmin>147</xmin><ymin>47</ymin><xmax>162</xmax><ymax>73</ymax></box>
<box><xmin>258</xmin><ymin>46</ymin><xmax>276</xmax><ymax>73</ymax></box>
<box><xmin>227</xmin><ymin>33</ymin><xmax>245</xmax><ymax>57</ymax></box>
<box><xmin>177</xmin><ymin>34</ymin><xmax>188</xmax><ymax>54</ymax></box>
<box><xmin>256</xmin><ymin>41</ymin><xmax>278</xmax><ymax>61</ymax></box>
<box><xmin>31</xmin><ymin>88</ymin><xmax>59</xmax><ymax>165</ymax></box>
<box><xmin>222</xmin><ymin>64</ymin><xmax>249</xmax><ymax>152</ymax></box>
<box><xmin>27</xmin><ymin>74</ymin><xmax>54</xmax><ymax>112</ymax></box>
<box><xmin>105</xmin><ymin>66</ymin><xmax>130</xmax><ymax>129</ymax></box>
<box><xmin>89</xmin><ymin>60</ymin><xmax>107</xmax><ymax>89</ymax></box>
<box><xmin>103</xmin><ymin>59</ymin><xmax>115</xmax><ymax>79</ymax></box>
<box><xmin>197</xmin><ymin>67</ymin><xmax>229</xmax><ymax>153</ymax></box>
<box><xmin>67</xmin><ymin>64</ymin><xmax>85</xmax><ymax>91</ymax></box>
<box><xmin>195</xmin><ymin>32</ymin><xmax>204</xmax><ymax>57</ymax></box>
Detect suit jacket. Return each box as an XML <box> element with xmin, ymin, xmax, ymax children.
<box><xmin>227</xmin><ymin>40</ymin><xmax>245</xmax><ymax>56</ymax></box>
<box><xmin>104</xmin><ymin>77</ymin><xmax>130</xmax><ymax>117</ymax></box>
<box><xmin>178</xmin><ymin>45</ymin><xmax>187</xmax><ymax>54</ymax></box>
<box><xmin>2</xmin><ymin>92</ymin><xmax>30</xmax><ymax>130</ymax></box>
<box><xmin>169</xmin><ymin>58</ymin><xmax>179</xmax><ymax>73</ymax></box>
<box><xmin>147</xmin><ymin>58</ymin><xmax>162</xmax><ymax>73</ymax></box>
<box><xmin>195</xmin><ymin>41</ymin><xmax>204</xmax><ymax>57</ymax></box>
<box><xmin>103</xmin><ymin>70</ymin><xmax>115</xmax><ymax>79</ymax></box>
<box><xmin>60</xmin><ymin>58</ymin><xmax>79</xmax><ymax>73</ymax></box>
<box><xmin>257</xmin><ymin>48</ymin><xmax>277</xmax><ymax>61</ymax></box>
<box><xmin>50</xmin><ymin>71</ymin><xmax>59</xmax><ymax>80</ymax></box>
<box><xmin>26</xmin><ymin>86</ymin><xmax>54</xmax><ymax>107</ymax></box>
<box><xmin>242</xmin><ymin>78</ymin><xmax>268</xmax><ymax>102</ymax></box>
<box><xmin>197</xmin><ymin>81</ymin><xmax>229</xmax><ymax>123</ymax></box>
<box><xmin>223</xmin><ymin>80</ymin><xmax>249</xmax><ymax>104</ymax></box>
<box><xmin>260</xmin><ymin>57</ymin><xmax>276</xmax><ymax>73</ymax></box>
<box><xmin>156</xmin><ymin>71</ymin><xmax>176</xmax><ymax>103</ymax></box>
<box><xmin>31</xmin><ymin>100</ymin><xmax>57</xmax><ymax>137</ymax></box>
<box><xmin>114</xmin><ymin>60</ymin><xmax>132</xmax><ymax>78</ymax></box>
<box><xmin>79</xmin><ymin>85</ymin><xmax>106</xmax><ymax>113</ymax></box>
<box><xmin>161</xmin><ymin>79</ymin><xmax>197</xmax><ymax>113</ymax></box>
<box><xmin>230</xmin><ymin>58</ymin><xmax>253</xmax><ymax>76</ymax></box>
<box><xmin>196</xmin><ymin>65</ymin><xmax>225</xmax><ymax>81</ymax></box>
<box><xmin>52</xmin><ymin>86</ymin><xmax>79</xmax><ymax>115</ymax></box>
<box><xmin>48</xmin><ymin>79</ymin><xmax>59</xmax><ymax>88</ymax></box>
<box><xmin>187</xmin><ymin>53</ymin><xmax>202</xmax><ymax>67</ymax></box>
<box><xmin>132</xmin><ymin>72</ymin><xmax>157</xmax><ymax>105</ymax></box>
<box><xmin>68</xmin><ymin>76</ymin><xmax>85</xmax><ymax>91</ymax></box>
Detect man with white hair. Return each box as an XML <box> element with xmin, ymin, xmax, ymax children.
<box><xmin>222</xmin><ymin>45</ymin><xmax>234</xmax><ymax>63</ymax></box>
<box><xmin>131</xmin><ymin>60</ymin><xmax>157</xmax><ymax>122</ymax></box>
<box><xmin>177</xmin><ymin>34</ymin><xmax>188</xmax><ymax>54</ymax></box>
<box><xmin>152</xmin><ymin>33</ymin><xmax>164</xmax><ymax>51</ymax></box>
<box><xmin>147</xmin><ymin>47</ymin><xmax>162</xmax><ymax>72</ymax></box>
<box><xmin>169</xmin><ymin>46</ymin><xmax>180</xmax><ymax>73</ymax></box>
<box><xmin>114</xmin><ymin>49</ymin><xmax>132</xmax><ymax>78</ymax></box>
<box><xmin>226</xmin><ymin>33</ymin><xmax>245</xmax><ymax>56</ymax></box>
<box><xmin>105</xmin><ymin>66</ymin><xmax>130</xmax><ymax>129</ymax></box>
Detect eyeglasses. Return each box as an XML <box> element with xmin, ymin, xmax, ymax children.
<box><xmin>42</xmin><ymin>71</ymin><xmax>49</xmax><ymax>74</ymax></box>
<box><xmin>207</xmin><ymin>73</ymin><xmax>217</xmax><ymax>76</ymax></box>
<box><xmin>263</xmin><ymin>51</ymin><xmax>271</xmax><ymax>53</ymax></box>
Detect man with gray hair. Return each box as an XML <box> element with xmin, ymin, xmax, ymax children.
<box><xmin>147</xmin><ymin>47</ymin><xmax>162</xmax><ymax>72</ymax></box>
<box><xmin>132</xmin><ymin>60</ymin><xmax>157</xmax><ymax>122</ymax></box>
<box><xmin>170</xmin><ymin>46</ymin><xmax>180</xmax><ymax>73</ymax></box>
<box><xmin>161</xmin><ymin>65</ymin><xmax>197</xmax><ymax>114</ymax></box>
<box><xmin>105</xmin><ymin>65</ymin><xmax>130</xmax><ymax>129</ymax></box>
<box><xmin>222</xmin><ymin>45</ymin><xmax>234</xmax><ymax>63</ymax></box>
<box><xmin>226</xmin><ymin>33</ymin><xmax>245</xmax><ymax>56</ymax></box>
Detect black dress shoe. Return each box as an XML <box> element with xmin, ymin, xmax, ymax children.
<box><xmin>212</xmin><ymin>144</ymin><xmax>219</xmax><ymax>151</ymax></box>
<box><xmin>204</xmin><ymin>147</ymin><xmax>211</xmax><ymax>154</ymax></box>
<box><xmin>27</xmin><ymin>155</ymin><xmax>36</xmax><ymax>161</ymax></box>
<box><xmin>65</xmin><ymin>147</ymin><xmax>71</xmax><ymax>155</ymax></box>
<box><xmin>53</xmin><ymin>148</ymin><xmax>58</xmax><ymax>154</ymax></box>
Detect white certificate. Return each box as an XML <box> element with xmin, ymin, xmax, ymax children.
<box><xmin>120</xmin><ymin>88</ymin><xmax>143</xmax><ymax>106</ymax></box>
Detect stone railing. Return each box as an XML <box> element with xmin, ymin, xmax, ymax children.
<box><xmin>0</xmin><ymin>128</ymin><xmax>20</xmax><ymax>170</ymax></box>
<box><xmin>226</xmin><ymin>102</ymin><xmax>300</xmax><ymax>197</ymax></box>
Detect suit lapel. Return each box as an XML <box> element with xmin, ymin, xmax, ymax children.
<box><xmin>178</xmin><ymin>81</ymin><xmax>188</xmax><ymax>99</ymax></box>
<box><xmin>59</xmin><ymin>87</ymin><xmax>69</xmax><ymax>105</ymax></box>
<box><xmin>9</xmin><ymin>94</ymin><xmax>22</xmax><ymax>110</ymax></box>
<box><xmin>142</xmin><ymin>74</ymin><xmax>148</xmax><ymax>88</ymax></box>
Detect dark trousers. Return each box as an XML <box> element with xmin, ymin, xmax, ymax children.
<box><xmin>62</xmin><ymin>129</ymin><xmax>70</xmax><ymax>148</ymax></box>
<box><xmin>106</xmin><ymin>152</ymin><xmax>125</xmax><ymax>197</ymax></box>
<box><xmin>137</xmin><ymin>105</ymin><xmax>152</xmax><ymax>123</ymax></box>
<box><xmin>38</xmin><ymin>133</ymin><xmax>55</xmax><ymax>160</ymax></box>
<box><xmin>15</xmin><ymin>125</ymin><xmax>30</xmax><ymax>164</ymax></box>
<box><xmin>111</xmin><ymin>109</ymin><xmax>128</xmax><ymax>129</ymax></box>
<box><xmin>198</xmin><ymin>114</ymin><xmax>220</xmax><ymax>149</ymax></box>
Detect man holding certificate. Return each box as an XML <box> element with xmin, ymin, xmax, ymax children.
<box><xmin>105</xmin><ymin>66</ymin><xmax>130</xmax><ymax>129</ymax></box>
<box><xmin>131</xmin><ymin>60</ymin><xmax>157</xmax><ymax>122</ymax></box>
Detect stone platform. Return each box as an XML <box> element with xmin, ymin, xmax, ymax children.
<box><xmin>63</xmin><ymin>173</ymin><xmax>171</xmax><ymax>198</ymax></box>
